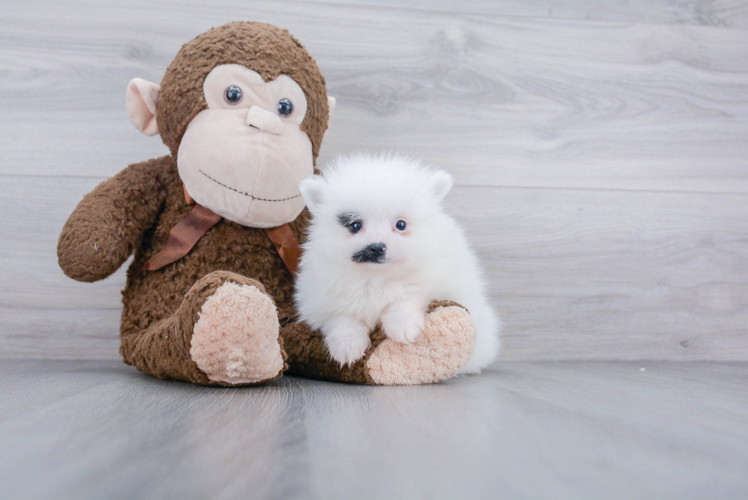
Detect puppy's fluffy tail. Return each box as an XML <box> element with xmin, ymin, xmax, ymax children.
<box><xmin>459</xmin><ymin>297</ymin><xmax>501</xmax><ymax>374</ymax></box>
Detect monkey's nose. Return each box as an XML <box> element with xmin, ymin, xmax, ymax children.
<box><xmin>246</xmin><ymin>105</ymin><xmax>283</xmax><ymax>135</ymax></box>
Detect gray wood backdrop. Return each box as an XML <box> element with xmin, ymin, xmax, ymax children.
<box><xmin>1</xmin><ymin>0</ymin><xmax>747</xmax><ymax>361</ymax></box>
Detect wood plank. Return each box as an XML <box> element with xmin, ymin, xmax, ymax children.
<box><xmin>453</xmin><ymin>185</ymin><xmax>748</xmax><ymax>360</ymax></box>
<box><xmin>0</xmin><ymin>360</ymin><xmax>746</xmax><ymax>499</ymax></box>
<box><xmin>2</xmin><ymin>175</ymin><xmax>746</xmax><ymax>361</ymax></box>
<box><xmin>317</xmin><ymin>0</ymin><xmax>748</xmax><ymax>30</ymax></box>
<box><xmin>1</xmin><ymin>0</ymin><xmax>747</xmax><ymax>194</ymax></box>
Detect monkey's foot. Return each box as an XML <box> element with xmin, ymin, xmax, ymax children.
<box><xmin>191</xmin><ymin>280</ymin><xmax>286</xmax><ymax>385</ymax></box>
<box><xmin>280</xmin><ymin>301</ymin><xmax>475</xmax><ymax>385</ymax></box>
<box><xmin>365</xmin><ymin>301</ymin><xmax>476</xmax><ymax>385</ymax></box>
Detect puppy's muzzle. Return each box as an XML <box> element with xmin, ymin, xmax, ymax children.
<box><xmin>352</xmin><ymin>242</ymin><xmax>387</xmax><ymax>264</ymax></box>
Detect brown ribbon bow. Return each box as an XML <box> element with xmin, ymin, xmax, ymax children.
<box><xmin>263</xmin><ymin>223</ymin><xmax>302</xmax><ymax>277</ymax></box>
<box><xmin>145</xmin><ymin>197</ymin><xmax>302</xmax><ymax>276</ymax></box>
<box><xmin>144</xmin><ymin>204</ymin><xmax>222</xmax><ymax>271</ymax></box>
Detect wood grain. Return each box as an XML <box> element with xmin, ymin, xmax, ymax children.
<box><xmin>315</xmin><ymin>0</ymin><xmax>748</xmax><ymax>30</ymax></box>
<box><xmin>0</xmin><ymin>0</ymin><xmax>747</xmax><ymax>361</ymax></box>
<box><xmin>0</xmin><ymin>360</ymin><xmax>746</xmax><ymax>499</ymax></box>
<box><xmin>450</xmin><ymin>186</ymin><xmax>748</xmax><ymax>360</ymax></box>
<box><xmin>1</xmin><ymin>0</ymin><xmax>747</xmax><ymax>193</ymax></box>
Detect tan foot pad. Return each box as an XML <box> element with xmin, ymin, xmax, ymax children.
<box><xmin>366</xmin><ymin>304</ymin><xmax>477</xmax><ymax>385</ymax></box>
<box><xmin>191</xmin><ymin>282</ymin><xmax>285</xmax><ymax>385</ymax></box>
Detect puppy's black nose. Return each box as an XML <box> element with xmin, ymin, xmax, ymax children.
<box><xmin>369</xmin><ymin>242</ymin><xmax>386</xmax><ymax>255</ymax></box>
<box><xmin>352</xmin><ymin>242</ymin><xmax>387</xmax><ymax>263</ymax></box>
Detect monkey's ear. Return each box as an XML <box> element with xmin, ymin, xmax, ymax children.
<box><xmin>429</xmin><ymin>170</ymin><xmax>453</xmax><ymax>202</ymax></box>
<box><xmin>327</xmin><ymin>96</ymin><xmax>336</xmax><ymax>129</ymax></box>
<box><xmin>126</xmin><ymin>78</ymin><xmax>160</xmax><ymax>136</ymax></box>
<box><xmin>299</xmin><ymin>176</ymin><xmax>328</xmax><ymax>214</ymax></box>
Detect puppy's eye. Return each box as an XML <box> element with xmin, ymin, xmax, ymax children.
<box><xmin>348</xmin><ymin>221</ymin><xmax>362</xmax><ymax>234</ymax></box>
<box><xmin>277</xmin><ymin>98</ymin><xmax>293</xmax><ymax>117</ymax></box>
<box><xmin>395</xmin><ymin>220</ymin><xmax>407</xmax><ymax>231</ymax></box>
<box><xmin>224</xmin><ymin>86</ymin><xmax>243</xmax><ymax>105</ymax></box>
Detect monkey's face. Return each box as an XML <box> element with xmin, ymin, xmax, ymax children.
<box><xmin>126</xmin><ymin>23</ymin><xmax>334</xmax><ymax>228</ymax></box>
<box><xmin>176</xmin><ymin>64</ymin><xmax>314</xmax><ymax>228</ymax></box>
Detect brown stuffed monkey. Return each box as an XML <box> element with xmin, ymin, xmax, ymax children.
<box><xmin>57</xmin><ymin>22</ymin><xmax>477</xmax><ymax>386</ymax></box>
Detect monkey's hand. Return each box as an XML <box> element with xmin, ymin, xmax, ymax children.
<box><xmin>57</xmin><ymin>158</ymin><xmax>166</xmax><ymax>282</ymax></box>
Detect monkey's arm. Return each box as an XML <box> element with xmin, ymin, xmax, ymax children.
<box><xmin>58</xmin><ymin>157</ymin><xmax>168</xmax><ymax>282</ymax></box>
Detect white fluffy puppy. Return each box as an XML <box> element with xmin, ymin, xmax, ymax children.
<box><xmin>295</xmin><ymin>154</ymin><xmax>500</xmax><ymax>374</ymax></box>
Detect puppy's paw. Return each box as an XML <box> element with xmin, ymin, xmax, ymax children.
<box><xmin>382</xmin><ymin>308</ymin><xmax>425</xmax><ymax>344</ymax></box>
<box><xmin>322</xmin><ymin>318</ymin><xmax>371</xmax><ymax>366</ymax></box>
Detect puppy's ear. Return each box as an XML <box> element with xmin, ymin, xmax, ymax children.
<box><xmin>429</xmin><ymin>170</ymin><xmax>453</xmax><ymax>202</ymax></box>
<box><xmin>299</xmin><ymin>176</ymin><xmax>329</xmax><ymax>214</ymax></box>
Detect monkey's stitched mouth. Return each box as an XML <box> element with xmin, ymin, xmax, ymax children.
<box><xmin>199</xmin><ymin>169</ymin><xmax>301</xmax><ymax>202</ymax></box>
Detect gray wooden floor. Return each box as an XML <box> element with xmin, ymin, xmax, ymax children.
<box><xmin>1</xmin><ymin>360</ymin><xmax>746</xmax><ymax>499</ymax></box>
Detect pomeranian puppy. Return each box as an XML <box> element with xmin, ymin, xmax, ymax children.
<box><xmin>295</xmin><ymin>154</ymin><xmax>500</xmax><ymax>374</ymax></box>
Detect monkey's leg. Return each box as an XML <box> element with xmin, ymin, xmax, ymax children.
<box><xmin>120</xmin><ymin>271</ymin><xmax>287</xmax><ymax>386</ymax></box>
<box><xmin>282</xmin><ymin>301</ymin><xmax>476</xmax><ymax>385</ymax></box>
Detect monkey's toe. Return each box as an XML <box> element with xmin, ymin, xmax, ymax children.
<box><xmin>190</xmin><ymin>281</ymin><xmax>286</xmax><ymax>385</ymax></box>
<box><xmin>366</xmin><ymin>301</ymin><xmax>476</xmax><ymax>385</ymax></box>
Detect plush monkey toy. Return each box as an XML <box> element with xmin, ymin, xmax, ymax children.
<box><xmin>58</xmin><ymin>22</ymin><xmax>477</xmax><ymax>386</ymax></box>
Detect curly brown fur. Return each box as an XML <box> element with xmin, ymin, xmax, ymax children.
<box><xmin>281</xmin><ymin>321</ymin><xmax>384</xmax><ymax>384</ymax></box>
<box><xmin>157</xmin><ymin>22</ymin><xmax>329</xmax><ymax>162</ymax></box>
<box><xmin>59</xmin><ymin>157</ymin><xmax>303</xmax><ymax>384</ymax></box>
<box><xmin>121</xmin><ymin>270</ymin><xmax>286</xmax><ymax>386</ymax></box>
<box><xmin>59</xmin><ymin>21</ymin><xmax>329</xmax><ymax>386</ymax></box>
<box><xmin>57</xmin><ymin>157</ymin><xmax>165</xmax><ymax>283</ymax></box>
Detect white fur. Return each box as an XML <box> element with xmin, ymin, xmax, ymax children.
<box><xmin>295</xmin><ymin>153</ymin><xmax>501</xmax><ymax>373</ymax></box>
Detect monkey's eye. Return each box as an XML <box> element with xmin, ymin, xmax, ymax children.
<box><xmin>348</xmin><ymin>221</ymin><xmax>363</xmax><ymax>234</ymax></box>
<box><xmin>277</xmin><ymin>98</ymin><xmax>293</xmax><ymax>117</ymax></box>
<box><xmin>395</xmin><ymin>220</ymin><xmax>407</xmax><ymax>231</ymax></box>
<box><xmin>224</xmin><ymin>86</ymin><xmax>243</xmax><ymax>105</ymax></box>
